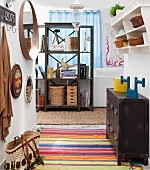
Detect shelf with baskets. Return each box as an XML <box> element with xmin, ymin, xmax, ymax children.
<box><xmin>111</xmin><ymin>0</ymin><xmax>150</xmax><ymax>54</ymax></box>
<box><xmin>36</xmin><ymin>23</ymin><xmax>94</xmax><ymax>111</ymax></box>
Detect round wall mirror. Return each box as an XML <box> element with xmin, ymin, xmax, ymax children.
<box><xmin>25</xmin><ymin>76</ymin><xmax>33</xmax><ymax>103</ymax></box>
<box><xmin>19</xmin><ymin>0</ymin><xmax>39</xmax><ymax>60</ymax></box>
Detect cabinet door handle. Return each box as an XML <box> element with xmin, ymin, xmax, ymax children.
<box><xmin>114</xmin><ymin>109</ymin><xmax>118</xmax><ymax>115</ymax></box>
<box><xmin>114</xmin><ymin>133</ymin><xmax>118</xmax><ymax>141</ymax></box>
<box><xmin>110</xmin><ymin>104</ymin><xmax>114</xmax><ymax>109</ymax></box>
<box><xmin>110</xmin><ymin>126</ymin><xmax>114</xmax><ymax>133</ymax></box>
<box><xmin>107</xmin><ymin>121</ymin><xmax>110</xmax><ymax>126</ymax></box>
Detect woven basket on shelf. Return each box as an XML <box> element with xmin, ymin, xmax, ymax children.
<box><xmin>130</xmin><ymin>15</ymin><xmax>144</xmax><ymax>28</ymax></box>
<box><xmin>49</xmin><ymin>86</ymin><xmax>65</xmax><ymax>105</ymax></box>
<box><xmin>128</xmin><ymin>36</ymin><xmax>144</xmax><ymax>46</ymax></box>
<box><xmin>115</xmin><ymin>40</ymin><xmax>128</xmax><ymax>48</ymax></box>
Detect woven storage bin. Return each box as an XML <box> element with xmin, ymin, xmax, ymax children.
<box><xmin>67</xmin><ymin>86</ymin><xmax>77</xmax><ymax>105</ymax></box>
<box><xmin>130</xmin><ymin>15</ymin><xmax>144</xmax><ymax>28</ymax></box>
<box><xmin>128</xmin><ymin>36</ymin><xmax>144</xmax><ymax>46</ymax></box>
<box><xmin>49</xmin><ymin>86</ymin><xmax>65</xmax><ymax>105</ymax></box>
<box><xmin>115</xmin><ymin>40</ymin><xmax>128</xmax><ymax>48</ymax></box>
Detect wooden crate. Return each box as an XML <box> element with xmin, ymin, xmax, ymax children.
<box><xmin>67</xmin><ymin>86</ymin><xmax>77</xmax><ymax>105</ymax></box>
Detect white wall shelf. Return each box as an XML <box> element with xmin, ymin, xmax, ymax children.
<box><xmin>111</xmin><ymin>0</ymin><xmax>150</xmax><ymax>54</ymax></box>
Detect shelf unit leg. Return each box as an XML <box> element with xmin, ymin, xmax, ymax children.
<box><xmin>118</xmin><ymin>158</ymin><xmax>121</xmax><ymax>166</ymax></box>
<box><xmin>106</xmin><ymin>134</ymin><xmax>109</xmax><ymax>139</ymax></box>
<box><xmin>144</xmin><ymin>156</ymin><xmax>148</xmax><ymax>166</ymax></box>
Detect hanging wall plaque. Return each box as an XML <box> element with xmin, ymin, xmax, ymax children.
<box><xmin>25</xmin><ymin>76</ymin><xmax>33</xmax><ymax>103</ymax></box>
<box><xmin>11</xmin><ymin>64</ymin><xmax>22</xmax><ymax>98</ymax></box>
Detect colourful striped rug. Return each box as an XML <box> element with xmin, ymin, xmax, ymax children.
<box><xmin>35</xmin><ymin>128</ymin><xmax>141</xmax><ymax>170</ymax></box>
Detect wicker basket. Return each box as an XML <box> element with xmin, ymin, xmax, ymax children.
<box><xmin>128</xmin><ymin>36</ymin><xmax>144</xmax><ymax>46</ymax></box>
<box><xmin>130</xmin><ymin>15</ymin><xmax>144</xmax><ymax>28</ymax></box>
<box><xmin>49</xmin><ymin>86</ymin><xmax>65</xmax><ymax>105</ymax></box>
<box><xmin>115</xmin><ymin>40</ymin><xmax>128</xmax><ymax>48</ymax></box>
<box><xmin>5</xmin><ymin>131</ymin><xmax>42</xmax><ymax>170</ymax></box>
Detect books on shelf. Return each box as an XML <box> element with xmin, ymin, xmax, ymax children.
<box><xmin>35</xmin><ymin>64</ymin><xmax>45</xmax><ymax>79</ymax></box>
<box><xmin>80</xmin><ymin>90</ymin><xmax>89</xmax><ymax>107</ymax></box>
<box><xmin>40</xmin><ymin>35</ymin><xmax>45</xmax><ymax>52</ymax></box>
<box><xmin>61</xmin><ymin>69</ymin><xmax>77</xmax><ymax>78</ymax></box>
<box><xmin>80</xmin><ymin>64</ymin><xmax>86</xmax><ymax>79</ymax></box>
<box><xmin>80</xmin><ymin>64</ymin><xmax>89</xmax><ymax>79</ymax></box>
<box><xmin>47</xmin><ymin>65</ymin><xmax>54</xmax><ymax>78</ymax></box>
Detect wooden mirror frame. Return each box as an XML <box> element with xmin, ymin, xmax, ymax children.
<box><xmin>19</xmin><ymin>0</ymin><xmax>39</xmax><ymax>60</ymax></box>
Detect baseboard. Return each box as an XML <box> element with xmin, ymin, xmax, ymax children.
<box><xmin>148</xmin><ymin>158</ymin><xmax>150</xmax><ymax>166</ymax></box>
<box><xmin>0</xmin><ymin>160</ymin><xmax>5</xmax><ymax>169</ymax></box>
<box><xmin>31</xmin><ymin>124</ymin><xmax>37</xmax><ymax>131</ymax></box>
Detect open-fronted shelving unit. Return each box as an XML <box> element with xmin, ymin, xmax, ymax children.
<box><xmin>111</xmin><ymin>0</ymin><xmax>150</xmax><ymax>54</ymax></box>
<box><xmin>37</xmin><ymin>23</ymin><xmax>94</xmax><ymax>111</ymax></box>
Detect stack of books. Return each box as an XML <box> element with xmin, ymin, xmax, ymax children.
<box><xmin>80</xmin><ymin>90</ymin><xmax>89</xmax><ymax>107</ymax></box>
<box><xmin>61</xmin><ymin>69</ymin><xmax>77</xmax><ymax>78</ymax></box>
<box><xmin>80</xmin><ymin>64</ymin><xmax>89</xmax><ymax>79</ymax></box>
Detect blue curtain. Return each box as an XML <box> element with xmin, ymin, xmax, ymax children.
<box><xmin>49</xmin><ymin>10</ymin><xmax>102</xmax><ymax>68</ymax></box>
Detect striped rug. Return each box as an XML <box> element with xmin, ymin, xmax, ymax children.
<box><xmin>35</xmin><ymin>128</ymin><xmax>141</xmax><ymax>170</ymax></box>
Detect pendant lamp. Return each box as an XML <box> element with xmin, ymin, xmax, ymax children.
<box><xmin>70</xmin><ymin>0</ymin><xmax>84</xmax><ymax>32</ymax></box>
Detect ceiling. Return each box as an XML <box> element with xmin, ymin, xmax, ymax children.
<box><xmin>33</xmin><ymin>0</ymin><xmax>130</xmax><ymax>10</ymax></box>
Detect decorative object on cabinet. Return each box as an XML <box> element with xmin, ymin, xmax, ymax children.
<box><xmin>121</xmin><ymin>76</ymin><xmax>145</xmax><ymax>98</ymax></box>
<box><xmin>4</xmin><ymin>0</ymin><xmax>12</xmax><ymax>8</ymax></box>
<box><xmin>19</xmin><ymin>0</ymin><xmax>39</xmax><ymax>60</ymax></box>
<box><xmin>11</xmin><ymin>64</ymin><xmax>22</xmax><ymax>98</ymax></box>
<box><xmin>49</xmin><ymin>86</ymin><xmax>65</xmax><ymax>106</ymax></box>
<box><xmin>25</xmin><ymin>76</ymin><xmax>33</xmax><ymax>103</ymax></box>
<box><xmin>106</xmin><ymin>88</ymin><xmax>149</xmax><ymax>166</ymax></box>
<box><xmin>109</xmin><ymin>3</ymin><xmax>125</xmax><ymax>17</ymax></box>
<box><xmin>113</xmin><ymin>77</ymin><xmax>127</xmax><ymax>92</ymax></box>
<box><xmin>130</xmin><ymin>15</ymin><xmax>144</xmax><ymax>28</ymax></box>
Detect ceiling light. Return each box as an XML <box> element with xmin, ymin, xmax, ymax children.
<box><xmin>70</xmin><ymin>0</ymin><xmax>84</xmax><ymax>32</ymax></box>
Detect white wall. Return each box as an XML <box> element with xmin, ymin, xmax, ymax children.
<box><xmin>0</xmin><ymin>0</ymin><xmax>36</xmax><ymax>164</ymax></box>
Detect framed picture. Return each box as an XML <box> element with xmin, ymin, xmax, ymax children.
<box><xmin>11</xmin><ymin>64</ymin><xmax>22</xmax><ymax>98</ymax></box>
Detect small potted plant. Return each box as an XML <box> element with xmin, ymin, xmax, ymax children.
<box><xmin>109</xmin><ymin>3</ymin><xmax>125</xmax><ymax>17</ymax></box>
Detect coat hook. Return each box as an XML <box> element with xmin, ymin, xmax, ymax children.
<box><xmin>12</xmin><ymin>26</ymin><xmax>16</xmax><ymax>33</ymax></box>
<box><xmin>6</xmin><ymin>24</ymin><xmax>11</xmax><ymax>31</ymax></box>
<box><xmin>6</xmin><ymin>24</ymin><xmax>16</xmax><ymax>33</ymax></box>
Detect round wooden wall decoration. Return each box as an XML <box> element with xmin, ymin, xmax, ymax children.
<box><xmin>11</xmin><ymin>64</ymin><xmax>22</xmax><ymax>98</ymax></box>
<box><xmin>19</xmin><ymin>0</ymin><xmax>39</xmax><ymax>60</ymax></box>
<box><xmin>25</xmin><ymin>76</ymin><xmax>33</xmax><ymax>103</ymax></box>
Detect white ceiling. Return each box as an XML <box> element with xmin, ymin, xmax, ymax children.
<box><xmin>33</xmin><ymin>0</ymin><xmax>131</xmax><ymax>10</ymax></box>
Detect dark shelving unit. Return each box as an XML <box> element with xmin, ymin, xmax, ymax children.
<box><xmin>37</xmin><ymin>23</ymin><xmax>93</xmax><ymax>111</ymax></box>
